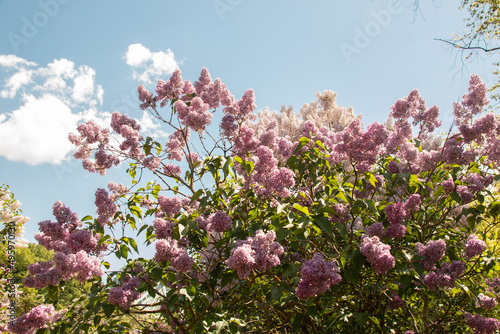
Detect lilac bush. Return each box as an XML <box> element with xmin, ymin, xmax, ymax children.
<box><xmin>7</xmin><ymin>70</ymin><xmax>500</xmax><ymax>333</ymax></box>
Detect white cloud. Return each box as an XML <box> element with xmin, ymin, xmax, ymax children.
<box><xmin>0</xmin><ymin>55</ymin><xmax>109</xmax><ymax>165</ymax></box>
<box><xmin>0</xmin><ymin>94</ymin><xmax>79</xmax><ymax>165</ymax></box>
<box><xmin>0</xmin><ymin>54</ymin><xmax>37</xmax><ymax>68</ymax></box>
<box><xmin>72</xmin><ymin>66</ymin><xmax>96</xmax><ymax>104</ymax></box>
<box><xmin>124</xmin><ymin>43</ymin><xmax>180</xmax><ymax>84</ymax></box>
<box><xmin>139</xmin><ymin>110</ymin><xmax>169</xmax><ymax>139</ymax></box>
<box><xmin>0</xmin><ymin>69</ymin><xmax>34</xmax><ymax>98</ymax></box>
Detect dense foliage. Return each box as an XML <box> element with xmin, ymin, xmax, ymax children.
<box><xmin>6</xmin><ymin>69</ymin><xmax>500</xmax><ymax>333</ymax></box>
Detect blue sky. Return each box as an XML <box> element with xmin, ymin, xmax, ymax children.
<box><xmin>0</xmin><ymin>0</ymin><xmax>496</xmax><ymax>245</ymax></box>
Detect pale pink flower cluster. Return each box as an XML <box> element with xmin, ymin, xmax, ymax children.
<box><xmin>415</xmin><ymin>239</ymin><xmax>446</xmax><ymax>270</ymax></box>
<box><xmin>158</xmin><ymin>195</ymin><xmax>182</xmax><ymax>218</ymax></box>
<box><xmin>204</xmin><ymin>210</ymin><xmax>232</xmax><ymax>233</ymax></box>
<box><xmin>174</xmin><ymin>97</ymin><xmax>213</xmax><ymax>132</ymax></box>
<box><xmin>476</xmin><ymin>293</ymin><xmax>497</xmax><ymax>309</ymax></box>
<box><xmin>465</xmin><ymin>234</ymin><xmax>487</xmax><ymax>258</ymax></box>
<box><xmin>155</xmin><ymin>69</ymin><xmax>185</xmax><ymax>103</ymax></box>
<box><xmin>329</xmin><ymin>203</ymin><xmax>352</xmax><ymax>224</ymax></box>
<box><xmin>359</xmin><ymin>236</ymin><xmax>395</xmax><ymax>275</ymax></box>
<box><xmin>454</xmin><ymin>74</ymin><xmax>489</xmax><ymax>125</ymax></box>
<box><xmin>143</xmin><ymin>156</ymin><xmax>161</xmax><ymax>171</ymax></box>
<box><xmin>108</xmin><ymin>181</ymin><xmax>128</xmax><ymax>197</ymax></box>
<box><xmin>365</xmin><ymin>222</ymin><xmax>384</xmax><ymax>238</ymax></box>
<box><xmin>226</xmin><ymin>230</ymin><xmax>284</xmax><ymax>279</ymax></box>
<box><xmin>138</xmin><ymin>84</ymin><xmax>155</xmax><ymax>110</ymax></box>
<box><xmin>154</xmin><ymin>237</ymin><xmax>193</xmax><ymax>273</ymax></box>
<box><xmin>442</xmin><ymin>178</ymin><xmax>455</xmax><ymax>193</ymax></box>
<box><xmin>165</xmin><ymin>128</ymin><xmax>190</xmax><ymax>161</ymax></box>
<box><xmin>423</xmin><ymin>261</ymin><xmax>466</xmax><ymax>290</ymax></box>
<box><xmin>111</xmin><ymin>111</ymin><xmax>144</xmax><ymax>158</ymax></box>
<box><xmin>330</xmin><ymin>119</ymin><xmax>388</xmax><ymax>172</ymax></box>
<box><xmin>387</xmin><ymin>290</ymin><xmax>404</xmax><ymax>309</ymax></box>
<box><xmin>384</xmin><ymin>202</ymin><xmax>407</xmax><ymax>239</ymax></box>
<box><xmin>163</xmin><ymin>163</ymin><xmax>182</xmax><ymax>176</ymax></box>
<box><xmin>26</xmin><ymin>201</ymin><xmax>104</xmax><ymax>288</ymax></box>
<box><xmin>68</xmin><ymin>120</ymin><xmax>118</xmax><ymax>175</ymax></box>
<box><xmin>295</xmin><ymin>253</ymin><xmax>342</xmax><ymax>298</ymax></box>
<box><xmin>154</xmin><ymin>218</ymin><xmax>175</xmax><ymax>239</ymax></box>
<box><xmin>464</xmin><ymin>313</ymin><xmax>500</xmax><ymax>334</ymax></box>
<box><xmin>95</xmin><ymin>188</ymin><xmax>118</xmax><ymax>226</ymax></box>
<box><xmin>8</xmin><ymin>304</ymin><xmax>60</xmax><ymax>334</ymax></box>
<box><xmin>108</xmin><ymin>276</ymin><xmax>142</xmax><ymax>310</ymax></box>
<box><xmin>486</xmin><ymin>277</ymin><xmax>500</xmax><ymax>295</ymax></box>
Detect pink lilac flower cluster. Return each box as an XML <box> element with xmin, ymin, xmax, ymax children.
<box><xmin>486</xmin><ymin>277</ymin><xmax>500</xmax><ymax>295</ymax></box>
<box><xmin>138</xmin><ymin>84</ymin><xmax>155</xmax><ymax>110</ymax></box>
<box><xmin>387</xmin><ymin>290</ymin><xmax>404</xmax><ymax>309</ymax></box>
<box><xmin>384</xmin><ymin>202</ymin><xmax>407</xmax><ymax>239</ymax></box>
<box><xmin>95</xmin><ymin>188</ymin><xmax>118</xmax><ymax>226</ymax></box>
<box><xmin>359</xmin><ymin>236</ymin><xmax>395</xmax><ymax>275</ymax></box>
<box><xmin>383</xmin><ymin>195</ymin><xmax>421</xmax><ymax>239</ymax></box>
<box><xmin>476</xmin><ymin>293</ymin><xmax>497</xmax><ymax>309</ymax></box>
<box><xmin>143</xmin><ymin>156</ymin><xmax>161</xmax><ymax>171</ymax></box>
<box><xmin>454</xmin><ymin>74</ymin><xmax>489</xmax><ymax>125</ymax></box>
<box><xmin>68</xmin><ymin>121</ymin><xmax>118</xmax><ymax>175</ymax></box>
<box><xmin>154</xmin><ymin>237</ymin><xmax>193</xmax><ymax>273</ymax></box>
<box><xmin>107</xmin><ymin>181</ymin><xmax>128</xmax><ymax>199</ymax></box>
<box><xmin>108</xmin><ymin>276</ymin><xmax>142</xmax><ymax>310</ymax></box>
<box><xmin>226</xmin><ymin>230</ymin><xmax>284</xmax><ymax>279</ymax></box>
<box><xmin>155</xmin><ymin>69</ymin><xmax>187</xmax><ymax>104</ymax></box>
<box><xmin>442</xmin><ymin>178</ymin><xmax>455</xmax><ymax>193</ymax></box>
<box><xmin>174</xmin><ymin>97</ymin><xmax>213</xmax><ymax>132</ymax></box>
<box><xmin>415</xmin><ymin>239</ymin><xmax>446</xmax><ymax>270</ymax></box>
<box><xmin>8</xmin><ymin>304</ymin><xmax>60</xmax><ymax>334</ymax></box>
<box><xmin>423</xmin><ymin>261</ymin><xmax>466</xmax><ymax>290</ymax></box>
<box><xmin>330</xmin><ymin>119</ymin><xmax>388</xmax><ymax>172</ymax></box>
<box><xmin>365</xmin><ymin>222</ymin><xmax>384</xmax><ymax>238</ymax></box>
<box><xmin>464</xmin><ymin>313</ymin><xmax>500</xmax><ymax>334</ymax></box>
<box><xmin>165</xmin><ymin>128</ymin><xmax>190</xmax><ymax>161</ymax></box>
<box><xmin>25</xmin><ymin>202</ymin><xmax>104</xmax><ymax>288</ymax></box>
<box><xmin>457</xmin><ymin>185</ymin><xmax>474</xmax><ymax>204</ymax></box>
<box><xmin>24</xmin><ymin>250</ymin><xmax>103</xmax><ymax>288</ymax></box>
<box><xmin>465</xmin><ymin>234</ymin><xmax>487</xmax><ymax>258</ymax></box>
<box><xmin>203</xmin><ymin>210</ymin><xmax>232</xmax><ymax>233</ymax></box>
<box><xmin>459</xmin><ymin>113</ymin><xmax>498</xmax><ymax>144</ymax></box>
<box><xmin>154</xmin><ymin>218</ymin><xmax>175</xmax><ymax>239</ymax></box>
<box><xmin>295</xmin><ymin>253</ymin><xmax>342</xmax><ymax>298</ymax></box>
<box><xmin>111</xmin><ymin>111</ymin><xmax>144</xmax><ymax>158</ymax></box>
<box><xmin>329</xmin><ymin>203</ymin><xmax>352</xmax><ymax>224</ymax></box>
<box><xmin>158</xmin><ymin>195</ymin><xmax>182</xmax><ymax>218</ymax></box>
<box><xmin>163</xmin><ymin>163</ymin><xmax>182</xmax><ymax>177</ymax></box>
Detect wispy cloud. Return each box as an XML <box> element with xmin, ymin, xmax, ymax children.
<box><xmin>124</xmin><ymin>43</ymin><xmax>181</xmax><ymax>84</ymax></box>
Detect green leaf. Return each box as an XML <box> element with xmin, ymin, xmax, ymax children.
<box><xmin>103</xmin><ymin>303</ymin><xmax>115</xmax><ymax>317</ymax></box>
<box><xmin>276</xmin><ymin>228</ymin><xmax>291</xmax><ymax>241</ymax></box>
<box><xmin>354</xmin><ymin>312</ymin><xmax>369</xmax><ymax>327</ymax></box>
<box><xmin>368</xmin><ymin>173</ymin><xmax>377</xmax><ymax>187</ymax></box>
<box><xmin>315</xmin><ymin>216</ymin><xmax>333</xmax><ymax>236</ymax></box>
<box><xmin>129</xmin><ymin>238</ymin><xmax>138</xmax><ymax>253</ymax></box>
<box><xmin>120</xmin><ymin>244</ymin><xmax>129</xmax><ymax>259</ymax></box>
<box><xmin>293</xmin><ymin>203</ymin><xmax>310</xmax><ymax>215</ymax></box>
<box><xmin>291</xmin><ymin>313</ymin><xmax>305</xmax><ymax>332</ymax></box>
